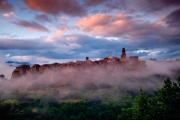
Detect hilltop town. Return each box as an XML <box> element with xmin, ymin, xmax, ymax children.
<box><xmin>12</xmin><ymin>48</ymin><xmax>145</xmax><ymax>78</ymax></box>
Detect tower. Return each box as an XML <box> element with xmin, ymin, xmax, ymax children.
<box><xmin>121</xmin><ymin>48</ymin><xmax>126</xmax><ymax>62</ymax></box>
<box><xmin>86</xmin><ymin>57</ymin><xmax>89</xmax><ymax>61</ymax></box>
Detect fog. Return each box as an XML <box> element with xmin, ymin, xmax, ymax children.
<box><xmin>0</xmin><ymin>58</ymin><xmax>15</xmax><ymax>79</ymax></box>
<box><xmin>0</xmin><ymin>60</ymin><xmax>180</xmax><ymax>101</ymax></box>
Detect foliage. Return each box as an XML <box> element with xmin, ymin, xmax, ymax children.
<box><xmin>119</xmin><ymin>77</ymin><xmax>180</xmax><ymax>120</ymax></box>
<box><xmin>0</xmin><ymin>77</ymin><xmax>180</xmax><ymax>120</ymax></box>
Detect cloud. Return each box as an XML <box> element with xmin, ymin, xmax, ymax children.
<box><xmin>77</xmin><ymin>11</ymin><xmax>179</xmax><ymax>51</ymax></box>
<box><xmin>46</xmin><ymin>27</ymin><xmax>68</xmax><ymax>42</ymax></box>
<box><xmin>25</xmin><ymin>0</ymin><xmax>85</xmax><ymax>16</ymax></box>
<box><xmin>82</xmin><ymin>0</ymin><xmax>179</xmax><ymax>16</ymax></box>
<box><xmin>0</xmin><ymin>0</ymin><xmax>15</xmax><ymax>19</ymax></box>
<box><xmin>84</xmin><ymin>0</ymin><xmax>107</xmax><ymax>6</ymax></box>
<box><xmin>2</xmin><ymin>11</ymin><xmax>14</xmax><ymax>18</ymax></box>
<box><xmin>165</xmin><ymin>8</ymin><xmax>180</xmax><ymax>27</ymax></box>
<box><xmin>77</xmin><ymin>13</ymin><xmax>131</xmax><ymax>37</ymax></box>
<box><xmin>0</xmin><ymin>0</ymin><xmax>13</xmax><ymax>12</ymax></box>
<box><xmin>14</xmin><ymin>20</ymin><xmax>49</xmax><ymax>32</ymax></box>
<box><xmin>69</xmin><ymin>34</ymin><xmax>180</xmax><ymax>59</ymax></box>
<box><xmin>0</xmin><ymin>38</ymin><xmax>51</xmax><ymax>50</ymax></box>
<box><xmin>1</xmin><ymin>33</ymin><xmax>179</xmax><ymax>63</ymax></box>
<box><xmin>7</xmin><ymin>55</ymin><xmax>80</xmax><ymax>65</ymax></box>
<box><xmin>0</xmin><ymin>0</ymin><xmax>179</xmax><ymax>62</ymax></box>
<box><xmin>119</xmin><ymin>0</ymin><xmax>180</xmax><ymax>12</ymax></box>
<box><xmin>77</xmin><ymin>13</ymin><xmax>164</xmax><ymax>39</ymax></box>
<box><xmin>155</xmin><ymin>0</ymin><xmax>180</xmax><ymax>6</ymax></box>
<box><xmin>35</xmin><ymin>14</ymin><xmax>51</xmax><ymax>22</ymax></box>
<box><xmin>24</xmin><ymin>0</ymin><xmax>180</xmax><ymax>17</ymax></box>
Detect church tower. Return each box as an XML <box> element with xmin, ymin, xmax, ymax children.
<box><xmin>121</xmin><ymin>48</ymin><xmax>126</xmax><ymax>62</ymax></box>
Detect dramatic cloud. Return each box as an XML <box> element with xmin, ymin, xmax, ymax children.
<box><xmin>14</xmin><ymin>20</ymin><xmax>49</xmax><ymax>32</ymax></box>
<box><xmin>0</xmin><ymin>33</ymin><xmax>179</xmax><ymax>64</ymax></box>
<box><xmin>0</xmin><ymin>0</ymin><xmax>15</xmax><ymax>18</ymax></box>
<box><xmin>91</xmin><ymin>0</ymin><xmax>180</xmax><ymax>12</ymax></box>
<box><xmin>26</xmin><ymin>0</ymin><xmax>85</xmax><ymax>16</ymax></box>
<box><xmin>0</xmin><ymin>0</ymin><xmax>179</xmax><ymax>62</ymax></box>
<box><xmin>77</xmin><ymin>13</ymin><xmax>129</xmax><ymax>37</ymax></box>
<box><xmin>0</xmin><ymin>0</ymin><xmax>13</xmax><ymax>12</ymax></box>
<box><xmin>154</xmin><ymin>0</ymin><xmax>180</xmax><ymax>6</ymax></box>
<box><xmin>165</xmin><ymin>8</ymin><xmax>180</xmax><ymax>27</ymax></box>
<box><xmin>77</xmin><ymin>13</ymin><xmax>163</xmax><ymax>40</ymax></box>
<box><xmin>24</xmin><ymin>0</ymin><xmax>180</xmax><ymax>16</ymax></box>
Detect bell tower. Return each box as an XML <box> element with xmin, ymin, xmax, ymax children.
<box><xmin>121</xmin><ymin>48</ymin><xmax>126</xmax><ymax>62</ymax></box>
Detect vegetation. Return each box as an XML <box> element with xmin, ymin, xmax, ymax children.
<box><xmin>0</xmin><ymin>77</ymin><xmax>180</xmax><ymax>120</ymax></box>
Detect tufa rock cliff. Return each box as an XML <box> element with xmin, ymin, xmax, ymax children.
<box><xmin>11</xmin><ymin>48</ymin><xmax>145</xmax><ymax>78</ymax></box>
<box><xmin>11</xmin><ymin>56</ymin><xmax>144</xmax><ymax>79</ymax></box>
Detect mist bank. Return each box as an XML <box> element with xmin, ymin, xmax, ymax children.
<box><xmin>0</xmin><ymin>58</ymin><xmax>15</xmax><ymax>79</ymax></box>
<box><xmin>0</xmin><ymin>60</ymin><xmax>180</xmax><ymax>101</ymax></box>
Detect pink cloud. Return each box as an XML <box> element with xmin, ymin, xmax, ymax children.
<box><xmin>46</xmin><ymin>26</ymin><xmax>68</xmax><ymax>42</ymax></box>
<box><xmin>77</xmin><ymin>13</ymin><xmax>169</xmax><ymax>41</ymax></box>
<box><xmin>77</xmin><ymin>13</ymin><xmax>135</xmax><ymax>37</ymax></box>
<box><xmin>26</xmin><ymin>0</ymin><xmax>84</xmax><ymax>16</ymax></box>
<box><xmin>2</xmin><ymin>11</ymin><xmax>14</xmax><ymax>18</ymax></box>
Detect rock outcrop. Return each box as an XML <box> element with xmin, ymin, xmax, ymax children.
<box><xmin>11</xmin><ymin>48</ymin><xmax>146</xmax><ymax>78</ymax></box>
<box><xmin>11</xmin><ymin>57</ymin><xmax>118</xmax><ymax>78</ymax></box>
<box><xmin>11</xmin><ymin>56</ymin><xmax>145</xmax><ymax>79</ymax></box>
<box><xmin>11</xmin><ymin>65</ymin><xmax>30</xmax><ymax>78</ymax></box>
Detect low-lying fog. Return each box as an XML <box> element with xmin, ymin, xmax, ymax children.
<box><xmin>0</xmin><ymin>58</ymin><xmax>15</xmax><ymax>79</ymax></box>
<box><xmin>0</xmin><ymin>60</ymin><xmax>180</xmax><ymax>101</ymax></box>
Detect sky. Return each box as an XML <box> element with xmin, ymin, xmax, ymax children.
<box><xmin>0</xmin><ymin>0</ymin><xmax>180</xmax><ymax>64</ymax></box>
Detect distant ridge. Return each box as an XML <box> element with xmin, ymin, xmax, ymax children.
<box><xmin>5</xmin><ymin>61</ymin><xmax>31</xmax><ymax>67</ymax></box>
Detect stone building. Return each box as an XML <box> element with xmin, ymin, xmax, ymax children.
<box><xmin>121</xmin><ymin>48</ymin><xmax>126</xmax><ymax>62</ymax></box>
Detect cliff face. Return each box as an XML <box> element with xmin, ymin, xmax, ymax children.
<box><xmin>11</xmin><ymin>57</ymin><xmax>144</xmax><ymax>79</ymax></box>
<box><xmin>11</xmin><ymin>65</ymin><xmax>30</xmax><ymax>78</ymax></box>
<box><xmin>11</xmin><ymin>57</ymin><xmax>117</xmax><ymax>78</ymax></box>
